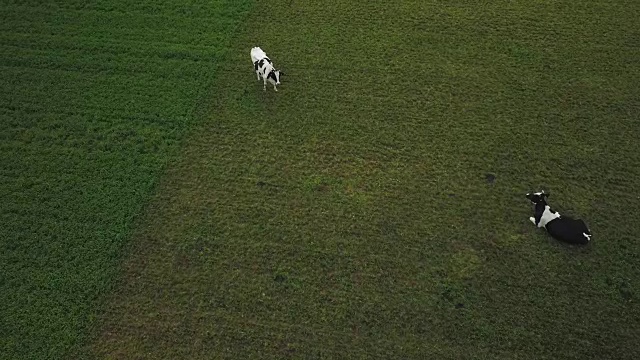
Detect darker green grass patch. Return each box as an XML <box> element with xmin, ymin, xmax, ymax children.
<box><xmin>0</xmin><ymin>1</ymin><xmax>253</xmax><ymax>358</ymax></box>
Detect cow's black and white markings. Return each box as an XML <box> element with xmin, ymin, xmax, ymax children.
<box><xmin>525</xmin><ymin>191</ymin><xmax>592</xmax><ymax>245</ymax></box>
<box><xmin>250</xmin><ymin>47</ymin><xmax>282</xmax><ymax>91</ymax></box>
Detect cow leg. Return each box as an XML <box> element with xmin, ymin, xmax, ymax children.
<box><xmin>256</xmin><ymin>71</ymin><xmax>261</xmax><ymax>81</ymax></box>
<box><xmin>529</xmin><ymin>217</ymin><xmax>536</xmax><ymax>225</ymax></box>
<box><xmin>273</xmin><ymin>84</ymin><xmax>278</xmax><ymax>91</ymax></box>
<box><xmin>263</xmin><ymin>78</ymin><xmax>267</xmax><ymax>91</ymax></box>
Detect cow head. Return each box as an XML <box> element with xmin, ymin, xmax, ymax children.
<box><xmin>268</xmin><ymin>69</ymin><xmax>282</xmax><ymax>86</ymax></box>
<box><xmin>526</xmin><ymin>190</ymin><xmax>560</xmax><ymax>228</ymax></box>
<box><xmin>526</xmin><ymin>190</ymin><xmax>549</xmax><ymax>205</ymax></box>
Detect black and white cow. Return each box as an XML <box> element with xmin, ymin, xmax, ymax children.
<box><xmin>250</xmin><ymin>47</ymin><xmax>283</xmax><ymax>91</ymax></box>
<box><xmin>525</xmin><ymin>191</ymin><xmax>591</xmax><ymax>245</ymax></box>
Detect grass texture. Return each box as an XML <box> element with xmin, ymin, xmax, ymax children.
<box><xmin>86</xmin><ymin>0</ymin><xmax>640</xmax><ymax>359</ymax></box>
<box><xmin>2</xmin><ymin>0</ymin><xmax>640</xmax><ymax>359</ymax></box>
<box><xmin>0</xmin><ymin>1</ymin><xmax>253</xmax><ymax>358</ymax></box>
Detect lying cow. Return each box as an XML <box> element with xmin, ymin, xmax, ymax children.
<box><xmin>525</xmin><ymin>191</ymin><xmax>591</xmax><ymax>245</ymax></box>
<box><xmin>250</xmin><ymin>46</ymin><xmax>283</xmax><ymax>91</ymax></box>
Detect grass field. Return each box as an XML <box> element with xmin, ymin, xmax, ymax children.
<box><xmin>0</xmin><ymin>1</ymin><xmax>253</xmax><ymax>358</ymax></box>
<box><xmin>2</xmin><ymin>0</ymin><xmax>640</xmax><ymax>359</ymax></box>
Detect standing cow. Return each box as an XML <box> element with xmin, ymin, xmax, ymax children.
<box><xmin>250</xmin><ymin>47</ymin><xmax>283</xmax><ymax>91</ymax></box>
<box><xmin>525</xmin><ymin>191</ymin><xmax>592</xmax><ymax>245</ymax></box>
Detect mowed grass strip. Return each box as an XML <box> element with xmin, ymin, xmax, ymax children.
<box><xmin>0</xmin><ymin>1</ymin><xmax>253</xmax><ymax>358</ymax></box>
<box><xmin>91</xmin><ymin>0</ymin><xmax>640</xmax><ymax>358</ymax></box>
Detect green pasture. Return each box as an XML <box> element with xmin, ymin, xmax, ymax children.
<box><xmin>2</xmin><ymin>0</ymin><xmax>639</xmax><ymax>359</ymax></box>
<box><xmin>0</xmin><ymin>1</ymin><xmax>253</xmax><ymax>358</ymax></box>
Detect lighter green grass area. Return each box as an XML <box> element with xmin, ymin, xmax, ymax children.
<box><xmin>0</xmin><ymin>1</ymin><xmax>253</xmax><ymax>359</ymax></box>
<box><xmin>87</xmin><ymin>0</ymin><xmax>640</xmax><ymax>359</ymax></box>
